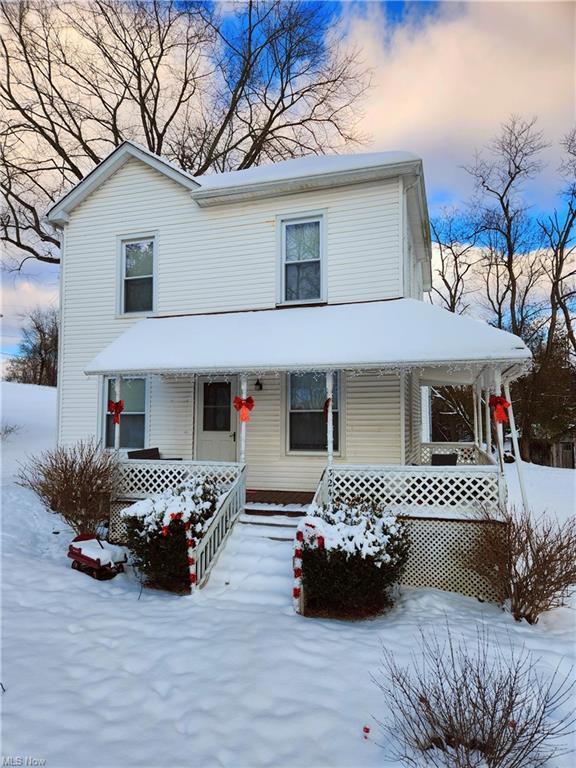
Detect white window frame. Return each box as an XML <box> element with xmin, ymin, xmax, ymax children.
<box><xmin>102</xmin><ymin>375</ymin><xmax>149</xmax><ymax>451</ymax></box>
<box><xmin>117</xmin><ymin>232</ymin><xmax>158</xmax><ymax>317</ymax></box>
<box><xmin>285</xmin><ymin>372</ymin><xmax>342</xmax><ymax>455</ymax></box>
<box><xmin>277</xmin><ymin>212</ymin><xmax>327</xmax><ymax>305</ymax></box>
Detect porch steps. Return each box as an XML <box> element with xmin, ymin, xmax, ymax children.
<box><xmin>200</xmin><ymin>512</ymin><xmax>295</xmax><ymax>606</ymax></box>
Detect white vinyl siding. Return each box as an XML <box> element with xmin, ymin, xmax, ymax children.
<box><xmin>58</xmin><ymin>157</ymin><xmax>403</xmax><ymax>454</ymax></box>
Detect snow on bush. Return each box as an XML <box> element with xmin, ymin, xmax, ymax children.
<box><xmin>296</xmin><ymin>498</ymin><xmax>410</xmax><ymax>618</ymax></box>
<box><xmin>121</xmin><ymin>477</ymin><xmax>220</xmax><ymax>593</ymax></box>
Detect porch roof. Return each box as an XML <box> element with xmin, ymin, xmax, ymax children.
<box><xmin>84</xmin><ymin>299</ymin><xmax>531</xmax><ymax>383</ymax></box>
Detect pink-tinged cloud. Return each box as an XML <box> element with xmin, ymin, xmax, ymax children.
<box><xmin>342</xmin><ymin>1</ymin><xmax>575</xmax><ymax>207</ymax></box>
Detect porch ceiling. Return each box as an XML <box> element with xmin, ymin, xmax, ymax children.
<box><xmin>84</xmin><ymin>299</ymin><xmax>531</xmax><ymax>383</ymax></box>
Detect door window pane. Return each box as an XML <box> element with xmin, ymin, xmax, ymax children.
<box><xmin>203</xmin><ymin>382</ymin><xmax>231</xmax><ymax>431</ymax></box>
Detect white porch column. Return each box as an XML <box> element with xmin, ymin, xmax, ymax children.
<box><xmin>494</xmin><ymin>369</ymin><xmax>506</xmax><ymax>473</ymax></box>
<box><xmin>472</xmin><ymin>384</ymin><xmax>479</xmax><ymax>446</ymax></box>
<box><xmin>239</xmin><ymin>374</ymin><xmax>248</xmax><ymax>464</ymax></box>
<box><xmin>325</xmin><ymin>371</ymin><xmax>334</xmax><ymax>466</ymax></box>
<box><xmin>114</xmin><ymin>376</ymin><xmax>122</xmax><ymax>451</ymax></box>
<box><xmin>504</xmin><ymin>381</ymin><xmax>529</xmax><ymax>511</ymax></box>
<box><xmin>476</xmin><ymin>384</ymin><xmax>484</xmax><ymax>446</ymax></box>
<box><xmin>484</xmin><ymin>386</ymin><xmax>492</xmax><ymax>454</ymax></box>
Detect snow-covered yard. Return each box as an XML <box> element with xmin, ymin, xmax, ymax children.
<box><xmin>1</xmin><ymin>382</ymin><xmax>575</xmax><ymax>767</ymax></box>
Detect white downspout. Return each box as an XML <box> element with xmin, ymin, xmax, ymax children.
<box><xmin>239</xmin><ymin>374</ymin><xmax>247</xmax><ymax>465</ymax></box>
<box><xmin>504</xmin><ymin>380</ymin><xmax>529</xmax><ymax>511</ymax></box>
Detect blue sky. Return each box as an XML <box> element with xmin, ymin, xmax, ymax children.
<box><xmin>2</xmin><ymin>0</ymin><xmax>574</xmax><ymax>359</ymax></box>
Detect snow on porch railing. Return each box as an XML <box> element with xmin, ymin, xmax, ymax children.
<box><xmin>420</xmin><ymin>442</ymin><xmax>495</xmax><ymax>466</ymax></box>
<box><xmin>316</xmin><ymin>463</ymin><xmax>505</xmax><ymax>514</ymax></box>
<box><xmin>109</xmin><ymin>459</ymin><xmax>244</xmax><ymax>543</ymax></box>
<box><xmin>193</xmin><ymin>465</ymin><xmax>247</xmax><ymax>588</ymax></box>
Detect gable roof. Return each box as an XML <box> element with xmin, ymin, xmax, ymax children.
<box><xmin>45</xmin><ymin>141</ymin><xmax>199</xmax><ymax>226</ymax></box>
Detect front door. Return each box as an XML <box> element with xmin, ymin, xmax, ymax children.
<box><xmin>196</xmin><ymin>377</ymin><xmax>237</xmax><ymax>462</ymax></box>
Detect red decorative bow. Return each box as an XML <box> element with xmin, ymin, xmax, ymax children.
<box><xmin>323</xmin><ymin>397</ymin><xmax>332</xmax><ymax>422</ymax></box>
<box><xmin>489</xmin><ymin>395</ymin><xmax>510</xmax><ymax>424</ymax></box>
<box><xmin>107</xmin><ymin>399</ymin><xmax>124</xmax><ymax>424</ymax></box>
<box><xmin>233</xmin><ymin>396</ymin><xmax>254</xmax><ymax>422</ymax></box>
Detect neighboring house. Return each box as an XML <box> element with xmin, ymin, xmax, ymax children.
<box><xmin>46</xmin><ymin>142</ymin><xmax>531</xmax><ymax>564</ymax></box>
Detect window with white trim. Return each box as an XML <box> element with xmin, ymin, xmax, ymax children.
<box><xmin>121</xmin><ymin>237</ymin><xmax>154</xmax><ymax>313</ymax></box>
<box><xmin>288</xmin><ymin>372</ymin><xmax>339</xmax><ymax>451</ymax></box>
<box><xmin>281</xmin><ymin>216</ymin><xmax>323</xmax><ymax>303</ymax></box>
<box><xmin>105</xmin><ymin>377</ymin><xmax>146</xmax><ymax>448</ymax></box>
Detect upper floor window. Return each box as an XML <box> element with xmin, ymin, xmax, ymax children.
<box><xmin>105</xmin><ymin>377</ymin><xmax>147</xmax><ymax>448</ymax></box>
<box><xmin>280</xmin><ymin>215</ymin><xmax>324</xmax><ymax>303</ymax></box>
<box><xmin>121</xmin><ymin>237</ymin><xmax>155</xmax><ymax>314</ymax></box>
<box><xmin>288</xmin><ymin>372</ymin><xmax>339</xmax><ymax>452</ymax></box>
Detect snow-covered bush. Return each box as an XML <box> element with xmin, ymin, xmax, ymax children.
<box><xmin>121</xmin><ymin>477</ymin><xmax>219</xmax><ymax>593</ymax></box>
<box><xmin>376</xmin><ymin>626</ymin><xmax>574</xmax><ymax>767</ymax></box>
<box><xmin>297</xmin><ymin>498</ymin><xmax>410</xmax><ymax>618</ymax></box>
<box><xmin>17</xmin><ymin>438</ymin><xmax>120</xmax><ymax>536</ymax></box>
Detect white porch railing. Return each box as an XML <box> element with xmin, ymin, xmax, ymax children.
<box><xmin>194</xmin><ymin>465</ymin><xmax>246</xmax><ymax>587</ymax></box>
<box><xmin>117</xmin><ymin>459</ymin><xmax>243</xmax><ymax>499</ymax></box>
<box><xmin>314</xmin><ymin>462</ymin><xmax>505</xmax><ymax>514</ymax></box>
<box><xmin>109</xmin><ymin>459</ymin><xmax>245</xmax><ymax>544</ymax></box>
<box><xmin>420</xmin><ymin>442</ymin><xmax>495</xmax><ymax>466</ymax></box>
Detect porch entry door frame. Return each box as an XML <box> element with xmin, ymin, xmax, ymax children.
<box><xmin>195</xmin><ymin>376</ymin><xmax>239</xmax><ymax>462</ymax></box>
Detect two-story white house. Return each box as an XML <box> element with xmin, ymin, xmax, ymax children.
<box><xmin>46</xmin><ymin>141</ymin><xmax>530</xmax><ymax>561</ymax></box>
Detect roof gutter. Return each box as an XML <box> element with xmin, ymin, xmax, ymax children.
<box><xmin>190</xmin><ymin>160</ymin><xmax>423</xmax><ymax>207</ymax></box>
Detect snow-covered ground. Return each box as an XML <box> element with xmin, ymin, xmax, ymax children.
<box><xmin>1</xmin><ymin>382</ymin><xmax>575</xmax><ymax>767</ymax></box>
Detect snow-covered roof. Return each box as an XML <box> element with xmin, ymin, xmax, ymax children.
<box><xmin>46</xmin><ymin>142</ymin><xmax>424</xmax><ymax>223</ymax></box>
<box><xmin>194</xmin><ymin>152</ymin><xmax>419</xmax><ymax>191</ymax></box>
<box><xmin>85</xmin><ymin>299</ymin><xmax>531</xmax><ymax>382</ymax></box>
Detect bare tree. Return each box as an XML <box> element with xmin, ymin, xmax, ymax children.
<box><xmin>430</xmin><ymin>208</ymin><xmax>481</xmax><ymax>314</ymax></box>
<box><xmin>539</xmin><ymin>128</ymin><xmax>576</xmax><ymax>356</ymax></box>
<box><xmin>466</xmin><ymin>115</ymin><xmax>548</xmax><ymax>341</ymax></box>
<box><xmin>0</xmin><ymin>0</ymin><xmax>369</xmax><ymax>269</ymax></box>
<box><xmin>5</xmin><ymin>305</ymin><xmax>58</xmax><ymax>386</ymax></box>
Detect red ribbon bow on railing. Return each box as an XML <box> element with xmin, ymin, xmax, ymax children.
<box><xmin>233</xmin><ymin>396</ymin><xmax>255</xmax><ymax>422</ymax></box>
<box><xmin>107</xmin><ymin>399</ymin><xmax>124</xmax><ymax>424</ymax></box>
<box><xmin>489</xmin><ymin>395</ymin><xmax>510</xmax><ymax>424</ymax></box>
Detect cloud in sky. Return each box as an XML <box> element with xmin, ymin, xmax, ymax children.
<box><xmin>341</xmin><ymin>0</ymin><xmax>575</xmax><ymax>209</ymax></box>
<box><xmin>1</xmin><ymin>264</ymin><xmax>59</xmax><ymax>358</ymax></box>
<box><xmin>2</xmin><ymin>0</ymin><xmax>574</xmax><ymax>355</ymax></box>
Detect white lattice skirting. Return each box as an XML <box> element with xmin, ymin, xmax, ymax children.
<box><xmin>400</xmin><ymin>516</ymin><xmax>504</xmax><ymax>601</ymax></box>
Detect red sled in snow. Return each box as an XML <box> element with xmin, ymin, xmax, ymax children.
<box><xmin>67</xmin><ymin>534</ymin><xmax>127</xmax><ymax>580</ymax></box>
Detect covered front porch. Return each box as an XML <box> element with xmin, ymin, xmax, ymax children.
<box><xmin>86</xmin><ymin>300</ymin><xmax>531</xmax><ymax>548</ymax></box>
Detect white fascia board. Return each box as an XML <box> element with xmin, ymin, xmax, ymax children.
<box><xmin>191</xmin><ymin>160</ymin><xmax>423</xmax><ymax>207</ymax></box>
<box><xmin>46</xmin><ymin>141</ymin><xmax>200</xmax><ymax>225</ymax></box>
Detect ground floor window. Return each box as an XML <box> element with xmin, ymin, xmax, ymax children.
<box><xmin>105</xmin><ymin>377</ymin><xmax>146</xmax><ymax>448</ymax></box>
<box><xmin>288</xmin><ymin>372</ymin><xmax>339</xmax><ymax>451</ymax></box>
